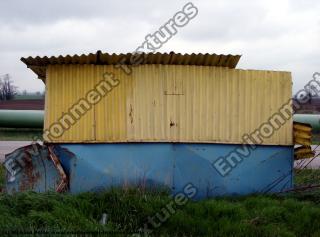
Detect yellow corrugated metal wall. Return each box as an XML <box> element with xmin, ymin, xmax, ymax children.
<box><xmin>45</xmin><ymin>64</ymin><xmax>292</xmax><ymax>145</ymax></box>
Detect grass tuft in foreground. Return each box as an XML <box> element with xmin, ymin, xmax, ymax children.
<box><xmin>0</xmin><ymin>169</ymin><xmax>319</xmax><ymax>236</ymax></box>
<box><xmin>0</xmin><ymin>189</ymin><xmax>319</xmax><ymax>236</ymax></box>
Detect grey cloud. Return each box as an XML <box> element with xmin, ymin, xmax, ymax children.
<box><xmin>180</xmin><ymin>1</ymin><xmax>292</xmax><ymax>42</ymax></box>
<box><xmin>0</xmin><ymin>0</ymin><xmax>318</xmax><ymax>93</ymax></box>
<box><xmin>288</xmin><ymin>0</ymin><xmax>320</xmax><ymax>12</ymax></box>
<box><xmin>0</xmin><ymin>0</ymin><xmax>176</xmax><ymax>25</ymax></box>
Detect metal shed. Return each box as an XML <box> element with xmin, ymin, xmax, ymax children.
<box><xmin>6</xmin><ymin>51</ymin><xmax>294</xmax><ymax>198</ymax></box>
<box><xmin>21</xmin><ymin>52</ymin><xmax>292</xmax><ymax>145</ymax></box>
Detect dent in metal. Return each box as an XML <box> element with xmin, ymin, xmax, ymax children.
<box><xmin>4</xmin><ymin>143</ymin><xmax>293</xmax><ymax>199</ymax></box>
<box><xmin>4</xmin><ymin>144</ymin><xmax>64</xmax><ymax>193</ymax></box>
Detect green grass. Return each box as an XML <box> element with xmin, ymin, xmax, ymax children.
<box><xmin>0</xmin><ymin>190</ymin><xmax>319</xmax><ymax>236</ymax></box>
<box><xmin>0</xmin><ymin>170</ymin><xmax>319</xmax><ymax>236</ymax></box>
<box><xmin>0</xmin><ymin>165</ymin><xmax>4</xmax><ymax>193</ymax></box>
<box><xmin>0</xmin><ymin>128</ymin><xmax>43</xmax><ymax>141</ymax></box>
<box><xmin>312</xmin><ymin>134</ymin><xmax>320</xmax><ymax>145</ymax></box>
<box><xmin>291</xmin><ymin>169</ymin><xmax>320</xmax><ymax>203</ymax></box>
<box><xmin>295</xmin><ymin>169</ymin><xmax>320</xmax><ymax>186</ymax></box>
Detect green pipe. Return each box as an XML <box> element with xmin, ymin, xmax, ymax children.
<box><xmin>293</xmin><ymin>114</ymin><xmax>320</xmax><ymax>132</ymax></box>
<box><xmin>0</xmin><ymin>110</ymin><xmax>318</xmax><ymax>132</ymax></box>
<box><xmin>0</xmin><ymin>110</ymin><xmax>44</xmax><ymax>128</ymax></box>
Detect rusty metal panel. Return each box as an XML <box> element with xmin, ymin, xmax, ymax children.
<box><xmin>44</xmin><ymin>65</ymin><xmax>292</xmax><ymax>145</ymax></box>
<box><xmin>4</xmin><ymin>144</ymin><xmax>65</xmax><ymax>193</ymax></box>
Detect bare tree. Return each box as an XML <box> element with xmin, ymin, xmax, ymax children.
<box><xmin>0</xmin><ymin>74</ymin><xmax>18</xmax><ymax>101</ymax></box>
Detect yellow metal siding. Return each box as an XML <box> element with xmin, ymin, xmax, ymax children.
<box><xmin>45</xmin><ymin>65</ymin><xmax>292</xmax><ymax>145</ymax></box>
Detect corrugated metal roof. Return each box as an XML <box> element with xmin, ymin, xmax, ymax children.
<box><xmin>21</xmin><ymin>51</ymin><xmax>241</xmax><ymax>79</ymax></box>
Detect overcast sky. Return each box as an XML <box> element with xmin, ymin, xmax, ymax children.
<box><xmin>0</xmin><ymin>0</ymin><xmax>319</xmax><ymax>93</ymax></box>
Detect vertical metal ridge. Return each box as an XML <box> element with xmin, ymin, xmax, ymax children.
<box><xmin>45</xmin><ymin>65</ymin><xmax>292</xmax><ymax>145</ymax></box>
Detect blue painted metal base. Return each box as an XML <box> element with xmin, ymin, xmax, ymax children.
<box><xmin>53</xmin><ymin>143</ymin><xmax>293</xmax><ymax>199</ymax></box>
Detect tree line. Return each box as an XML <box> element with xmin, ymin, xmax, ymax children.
<box><xmin>0</xmin><ymin>74</ymin><xmax>17</xmax><ymax>101</ymax></box>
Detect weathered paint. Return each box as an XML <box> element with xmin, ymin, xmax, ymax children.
<box><xmin>45</xmin><ymin>65</ymin><xmax>292</xmax><ymax>145</ymax></box>
<box><xmin>293</xmin><ymin>121</ymin><xmax>315</xmax><ymax>160</ymax></box>
<box><xmin>5</xmin><ymin>143</ymin><xmax>294</xmax><ymax>198</ymax></box>
<box><xmin>4</xmin><ymin>144</ymin><xmax>63</xmax><ymax>193</ymax></box>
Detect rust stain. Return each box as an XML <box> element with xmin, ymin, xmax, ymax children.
<box><xmin>11</xmin><ymin>144</ymin><xmax>70</xmax><ymax>193</ymax></box>
<box><xmin>129</xmin><ymin>104</ymin><xmax>134</xmax><ymax>124</ymax></box>
<box><xmin>19</xmin><ymin>153</ymin><xmax>41</xmax><ymax>191</ymax></box>
<box><xmin>170</xmin><ymin>120</ymin><xmax>177</xmax><ymax>127</ymax></box>
<box><xmin>48</xmin><ymin>146</ymin><xmax>68</xmax><ymax>192</ymax></box>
